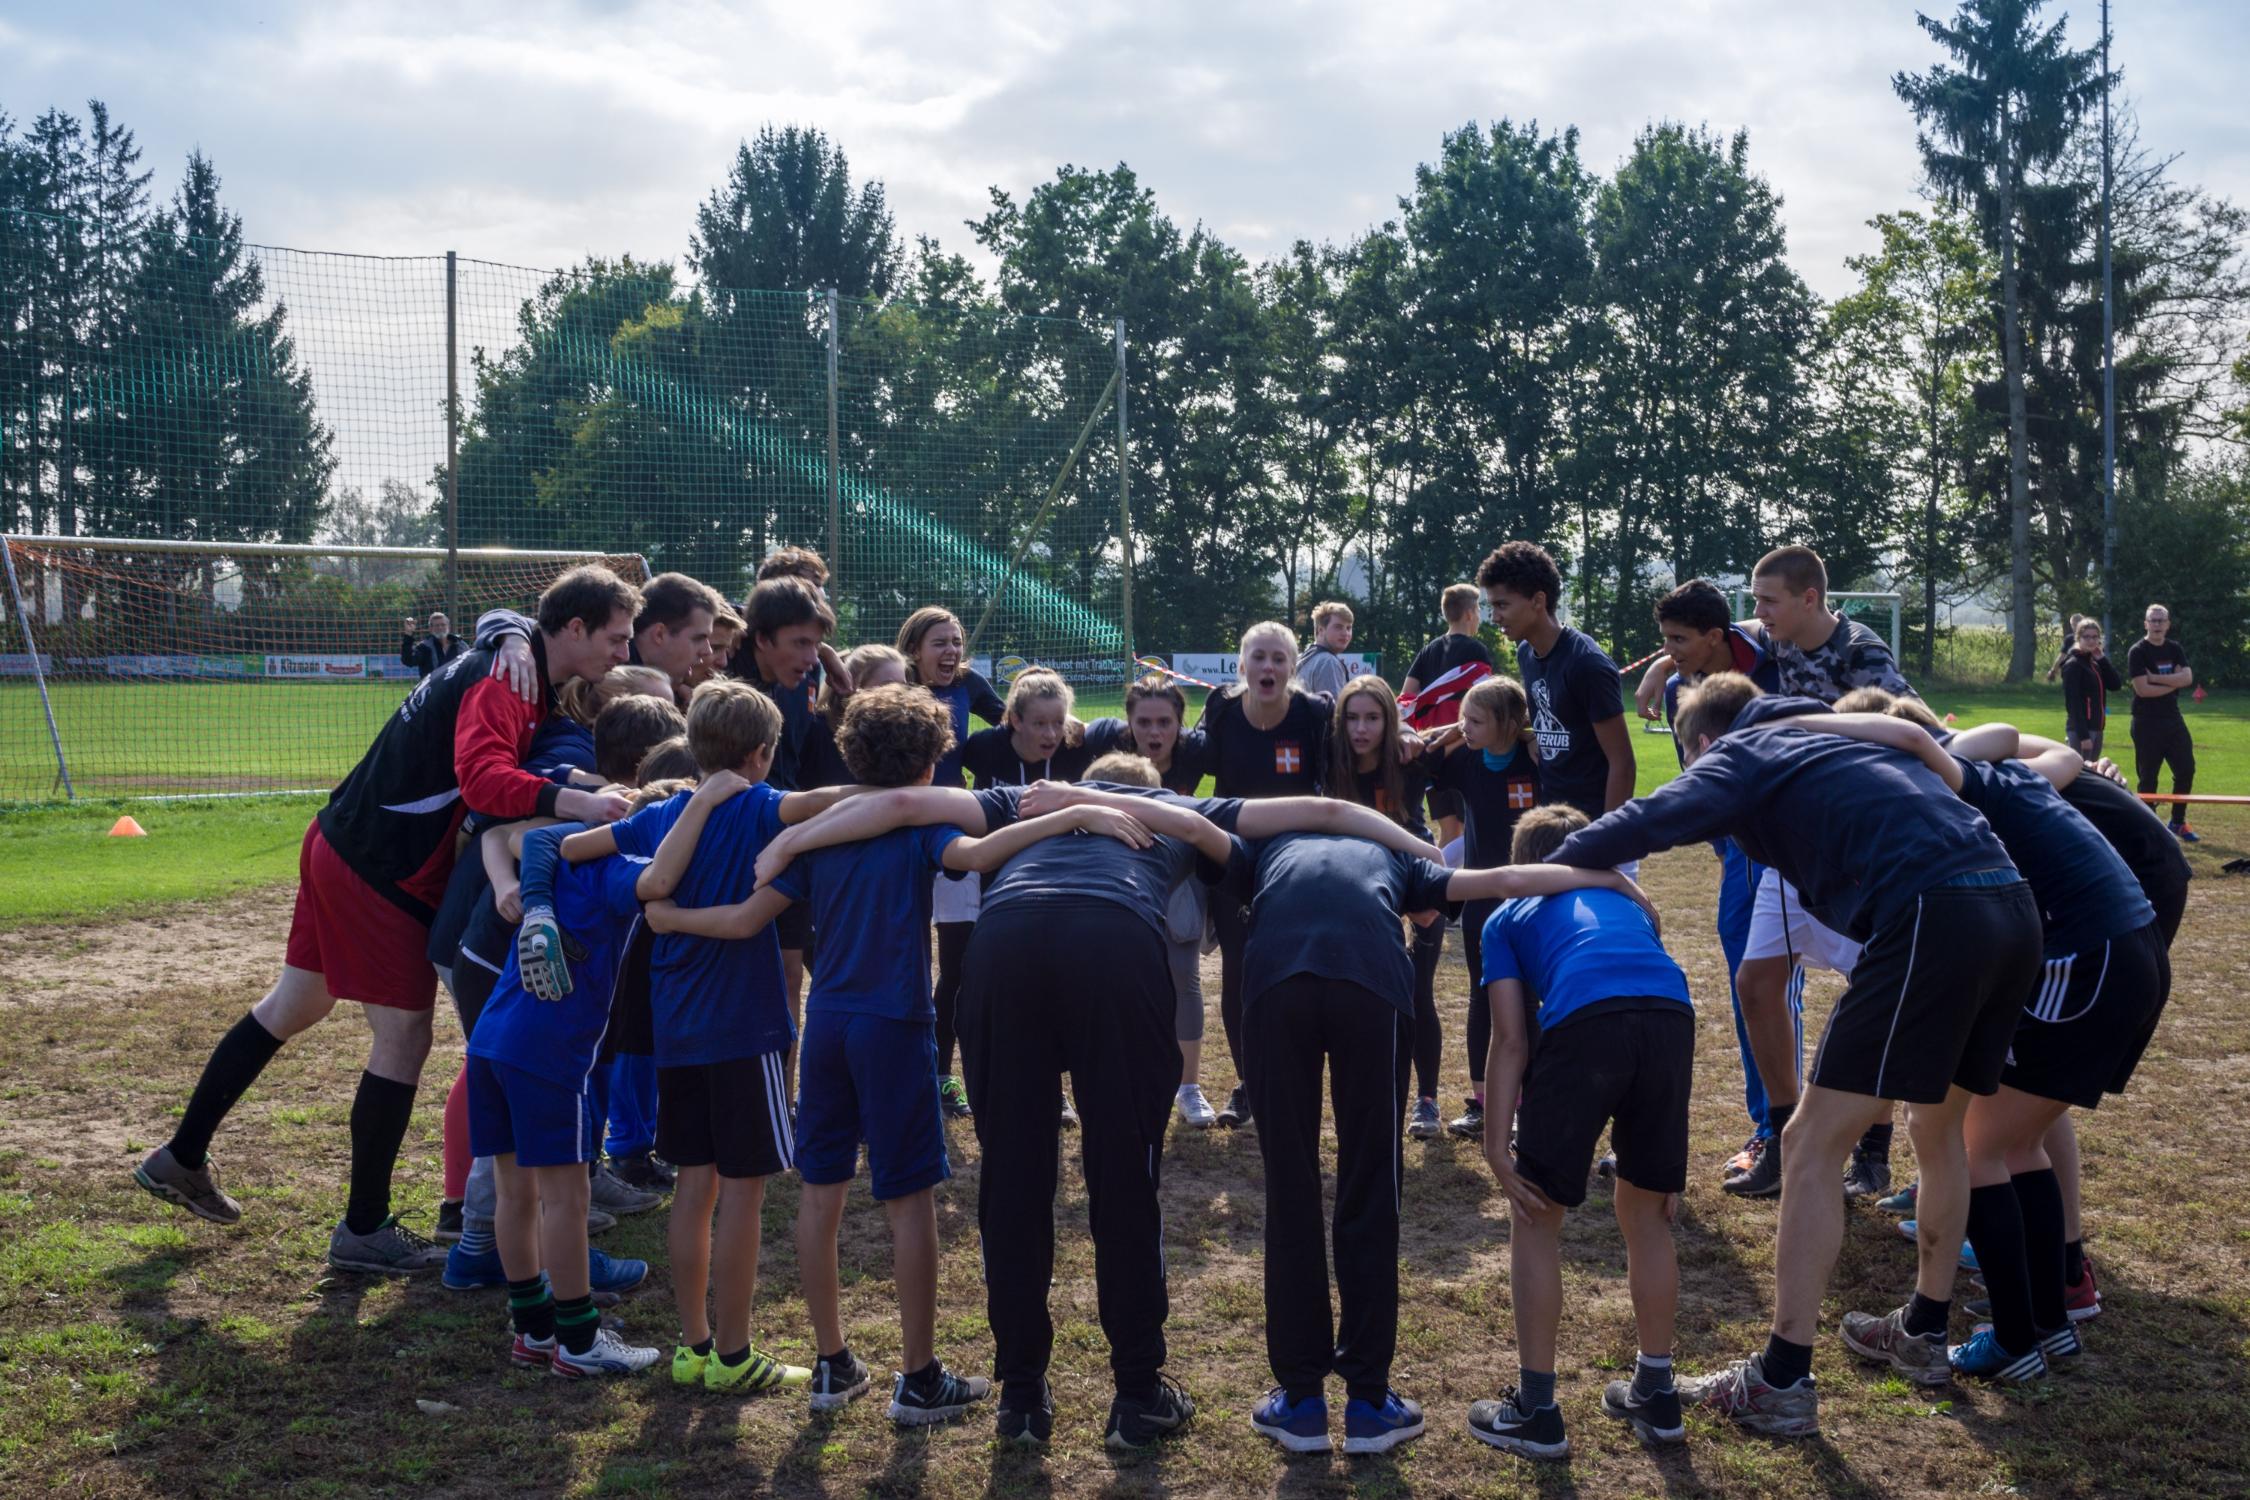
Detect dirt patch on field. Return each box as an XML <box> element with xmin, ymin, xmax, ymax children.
<box><xmin>0</xmin><ymin>887</ymin><xmax>287</xmax><ymax>1014</ymax></box>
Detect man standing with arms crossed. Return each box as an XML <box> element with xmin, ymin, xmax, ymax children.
<box><xmin>2127</xmin><ymin>603</ymin><xmax>2198</xmax><ymax>842</ymax></box>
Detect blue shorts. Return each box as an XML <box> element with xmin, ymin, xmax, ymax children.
<box><xmin>465</xmin><ymin>1054</ymin><xmax>596</xmax><ymax>1168</ymax></box>
<box><xmin>793</xmin><ymin>1011</ymin><xmax>950</xmax><ymax>1200</ymax></box>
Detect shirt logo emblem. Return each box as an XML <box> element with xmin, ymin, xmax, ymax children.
<box><xmin>1275</xmin><ymin>742</ymin><xmax>1303</xmax><ymax>775</ymax></box>
<box><xmin>1508</xmin><ymin>781</ymin><xmax>1536</xmax><ymax>810</ymax></box>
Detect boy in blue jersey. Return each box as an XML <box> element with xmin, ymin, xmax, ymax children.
<box><xmin>1544</xmin><ymin>673</ymin><xmax>2043</xmax><ymax>1439</ymax></box>
<box><xmin>1651</xmin><ymin>579</ymin><xmax>1810</xmax><ymax>1192</ymax></box>
<box><xmin>646</xmin><ymin>686</ymin><xmax>1138</xmax><ymax>1426</ymax></box>
<box><xmin>541</xmin><ymin>678</ymin><xmax>847</xmax><ymax>1396</ymax></box>
<box><xmin>1222</xmin><ymin>819</ymin><xmax>1654</xmax><ymax>1460</ymax></box>
<box><xmin>1464</xmin><ymin>806</ymin><xmax>1693</xmax><ymax>1461</ymax></box>
<box><xmin>468</xmin><ymin>775</ymin><xmax>686</xmax><ymax>1379</ymax></box>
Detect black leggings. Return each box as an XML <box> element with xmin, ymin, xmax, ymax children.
<box><xmin>1409</xmin><ymin>917</ymin><xmax>1443</xmax><ymax>1101</ymax></box>
<box><xmin>2131</xmin><ymin>716</ymin><xmax>2195</xmax><ymax>826</ymax></box>
<box><xmin>1461</xmin><ymin>899</ymin><xmax>1498</xmax><ymax>1089</ymax></box>
<box><xmin>934</xmin><ymin>921</ymin><xmax>973</xmax><ymax>1076</ymax></box>
<box><xmin>1215</xmin><ymin>895</ymin><xmax>1251</xmax><ymax>1082</ymax></box>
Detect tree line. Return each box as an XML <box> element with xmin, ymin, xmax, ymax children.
<box><xmin>4</xmin><ymin>0</ymin><xmax>2247</xmax><ymax>681</ymax></box>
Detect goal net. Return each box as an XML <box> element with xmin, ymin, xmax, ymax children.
<box><xmin>1</xmin><ymin>537</ymin><xmax>646</xmax><ymax>801</ymax></box>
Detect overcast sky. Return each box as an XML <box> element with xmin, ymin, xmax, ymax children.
<box><xmin>6</xmin><ymin>0</ymin><xmax>2246</xmax><ymax>303</ymax></box>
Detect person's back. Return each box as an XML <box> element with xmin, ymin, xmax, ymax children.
<box><xmin>1236</xmin><ymin>832</ymin><xmax>1452</xmax><ymax>1011</ymax></box>
<box><xmin>2057</xmin><ymin>770</ymin><xmax>2190</xmax><ymax>940</ymax></box>
<box><xmin>1949</xmin><ymin>757</ymin><xmax>2152</xmax><ymax>946</ymax></box>
<box><xmin>470</xmin><ymin>851</ymin><xmax>645</xmax><ymax>1092</ymax></box>
<box><xmin>1482</xmin><ymin>887</ymin><xmax>1690</xmax><ymax>1031</ymax></box>
<box><xmin>776</xmin><ymin>825</ymin><xmax>961</xmax><ymax>1021</ymax></box>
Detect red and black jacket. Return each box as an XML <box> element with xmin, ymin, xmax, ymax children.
<box><xmin>317</xmin><ymin>637</ymin><xmax>562</xmax><ymax>922</ymax></box>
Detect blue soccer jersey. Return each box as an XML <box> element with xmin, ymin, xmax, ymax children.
<box><xmin>1481</xmin><ymin>889</ymin><xmax>1693</xmax><ymax>1035</ymax></box>
<box><xmin>468</xmin><ymin>852</ymin><xmax>647</xmax><ymax>1088</ymax></box>
<box><xmin>773</xmin><ymin>824</ymin><xmax>965</xmax><ymax>1022</ymax></box>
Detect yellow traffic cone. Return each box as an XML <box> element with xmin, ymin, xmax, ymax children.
<box><xmin>108</xmin><ymin>815</ymin><xmax>147</xmax><ymax>838</ymax></box>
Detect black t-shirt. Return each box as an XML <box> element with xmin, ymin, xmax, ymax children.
<box><xmin>1218</xmin><ymin>832</ymin><xmax>1454</xmax><ymax>1015</ymax></box>
<box><xmin>971</xmin><ymin>783</ymin><xmax>1240</xmax><ymax>938</ymax></box>
<box><xmin>1084</xmin><ymin>718</ymin><xmax>1211</xmax><ymax>795</ymax></box>
<box><xmin>961</xmin><ymin>725</ymin><xmax>1096</xmax><ymax>789</ymax></box>
<box><xmin>2057</xmin><ymin>769</ymin><xmax>2191</xmax><ymax>916</ymax></box>
<box><xmin>1517</xmin><ymin>628</ymin><xmax>1624</xmax><ymax>816</ymax></box>
<box><xmin>1404</xmin><ymin>632</ymin><xmax>1495</xmax><ymax>729</ymax></box>
<box><xmin>1345</xmin><ymin>762</ymin><xmax>1433</xmax><ymax>842</ymax></box>
<box><xmin>1196</xmin><ymin>688</ymin><xmax>1331</xmax><ymax>799</ymax></box>
<box><xmin>1950</xmin><ymin>755</ymin><xmax>2152</xmax><ymax>945</ymax></box>
<box><xmin>1431</xmin><ymin>742</ymin><xmax>1541</xmax><ymax>869</ymax></box>
<box><xmin>2125</xmin><ymin>637</ymin><xmax>2189</xmax><ymax>722</ymax></box>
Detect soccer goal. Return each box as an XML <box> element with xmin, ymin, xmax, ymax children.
<box><xmin>1</xmin><ymin>536</ymin><xmax>647</xmax><ymax>802</ymax></box>
<box><xmin>1733</xmin><ymin>588</ymin><xmax>1903</xmax><ymax>660</ymax></box>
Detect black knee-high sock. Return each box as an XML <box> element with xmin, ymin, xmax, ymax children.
<box><xmin>2012</xmin><ymin>1168</ymin><xmax>2069</xmax><ymax>1334</ymax></box>
<box><xmin>168</xmin><ymin>1012</ymin><xmax>285</xmax><ymax>1170</ymax></box>
<box><xmin>344</xmin><ymin>1071</ymin><xmax>418</xmax><ymax>1235</ymax></box>
<box><xmin>1859</xmin><ymin>1122</ymin><xmax>1893</xmax><ymax>1157</ymax></box>
<box><xmin>1965</xmin><ymin>1182</ymin><xmax>2036</xmax><ymax>1354</ymax></box>
<box><xmin>2064</xmin><ymin>1238</ymin><xmax>2087</xmax><ymax>1285</ymax></box>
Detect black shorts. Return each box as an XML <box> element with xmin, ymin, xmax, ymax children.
<box><xmin>1514</xmin><ymin>1001</ymin><xmax>1694</xmax><ymax>1209</ymax></box>
<box><xmin>2004</xmin><ymin>923</ymin><xmax>2169</xmax><ymax>1109</ymax></box>
<box><xmin>656</xmin><ymin>1054</ymin><xmax>794</xmax><ymax>1179</ymax></box>
<box><xmin>1809</xmin><ymin>880</ymin><xmax>2043</xmax><ymax>1104</ymax></box>
<box><xmin>1426</xmin><ymin>786</ymin><xmax>1463</xmax><ymax>821</ymax></box>
<box><xmin>774</xmin><ymin>901</ymin><xmax>814</xmax><ymax>955</ymax></box>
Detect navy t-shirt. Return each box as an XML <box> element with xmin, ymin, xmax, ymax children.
<box><xmin>926</xmin><ymin>671</ymin><xmax>1008</xmax><ymax>787</ymax></box>
<box><xmin>1219</xmin><ymin>831</ymin><xmax>1454</xmax><ymax>1015</ymax></box>
<box><xmin>2125</xmin><ymin>638</ymin><xmax>2189</xmax><ymax>723</ymax></box>
<box><xmin>961</xmin><ymin>725</ymin><xmax>1096</xmax><ymax>789</ymax></box>
<box><xmin>1196</xmin><ymin>688</ymin><xmax>1331</xmax><ymax>799</ymax></box>
<box><xmin>1518</xmin><ymin>627</ymin><xmax>1624</xmax><ymax>816</ymax></box>
<box><xmin>772</xmin><ymin>824</ymin><xmax>965</xmax><ymax>1021</ymax></box>
<box><xmin>1480</xmin><ymin>888</ymin><xmax>1692</xmax><ymax>1034</ymax></box>
<box><xmin>1949</xmin><ymin>755</ymin><xmax>2153</xmax><ymax>948</ymax></box>
<box><xmin>1430</xmin><ymin>742</ymin><xmax>1541</xmax><ymax>869</ymax></box>
<box><xmin>610</xmin><ymin>784</ymin><xmax>792</xmax><ymax>1065</ymax></box>
<box><xmin>2057</xmin><ymin>770</ymin><xmax>2190</xmax><ymax>915</ymax></box>
<box><xmin>1084</xmin><ymin>718</ymin><xmax>1210</xmax><ymax>795</ymax></box>
<box><xmin>469</xmin><ymin>852</ymin><xmax>647</xmax><ymax>1087</ymax></box>
<box><xmin>1345</xmin><ymin>761</ymin><xmax>1433</xmax><ymax>842</ymax></box>
<box><xmin>972</xmin><ymin>782</ymin><xmax>1240</xmax><ymax>938</ymax></box>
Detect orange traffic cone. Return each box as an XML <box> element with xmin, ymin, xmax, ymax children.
<box><xmin>108</xmin><ymin>815</ymin><xmax>147</xmax><ymax>838</ymax></box>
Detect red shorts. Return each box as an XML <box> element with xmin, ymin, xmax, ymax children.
<box><xmin>283</xmin><ymin>821</ymin><xmax>438</xmax><ymax>1011</ymax></box>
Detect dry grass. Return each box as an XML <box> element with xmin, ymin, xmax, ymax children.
<box><xmin>1</xmin><ymin>849</ymin><xmax>2246</xmax><ymax>1498</ymax></box>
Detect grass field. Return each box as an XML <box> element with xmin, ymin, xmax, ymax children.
<box><xmin>2</xmin><ymin>844</ymin><xmax>2245</xmax><ymax>1497</ymax></box>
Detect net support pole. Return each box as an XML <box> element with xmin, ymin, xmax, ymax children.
<box><xmin>966</xmin><ymin>366</ymin><xmax>1121</xmax><ymax>656</ymax></box>
<box><xmin>1115</xmin><ymin>316</ymin><xmax>1135</xmax><ymax>682</ymax></box>
<box><xmin>825</xmin><ymin>288</ymin><xmax>842</xmax><ymax>583</ymax></box>
<box><xmin>2099</xmin><ymin>0</ymin><xmax>2117</xmax><ymax>644</ymax></box>
<box><xmin>445</xmin><ymin>249</ymin><xmax>461</xmax><ymax>625</ymax></box>
<box><xmin>1</xmin><ymin>538</ymin><xmax>73</xmax><ymax>799</ymax></box>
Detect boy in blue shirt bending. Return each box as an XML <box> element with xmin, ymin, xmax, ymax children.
<box><xmin>469</xmin><ymin>775</ymin><xmax>686</xmax><ymax>1378</ymax></box>
<box><xmin>647</xmin><ymin>685</ymin><xmax>1131</xmax><ymax>1426</ymax></box>
<box><xmin>1463</xmin><ymin>806</ymin><xmax>1695</xmax><ymax>1460</ymax></box>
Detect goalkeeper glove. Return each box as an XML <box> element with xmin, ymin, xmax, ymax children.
<box><xmin>517</xmin><ymin>904</ymin><xmax>573</xmax><ymax>1000</ymax></box>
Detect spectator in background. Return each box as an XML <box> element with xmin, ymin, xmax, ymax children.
<box><xmin>2059</xmin><ymin>618</ymin><xmax>2122</xmax><ymax>761</ymax></box>
<box><xmin>2127</xmin><ymin>603</ymin><xmax>2198</xmax><ymax>842</ymax></box>
<box><xmin>1296</xmin><ymin>602</ymin><xmax>1356</xmax><ymax>701</ymax></box>
<box><xmin>402</xmin><ymin>612</ymin><xmax>467</xmax><ymax>679</ymax></box>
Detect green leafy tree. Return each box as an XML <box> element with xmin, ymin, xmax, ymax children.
<box><xmin>1896</xmin><ymin>0</ymin><xmax>2105</xmax><ymax>678</ymax></box>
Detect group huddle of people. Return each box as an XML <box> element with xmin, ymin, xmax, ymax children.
<box><xmin>128</xmin><ymin>535</ymin><xmax>2189</xmax><ymax>1463</ymax></box>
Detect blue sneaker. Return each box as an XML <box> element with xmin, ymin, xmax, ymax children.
<box><xmin>444</xmin><ymin>1241</ymin><xmax>646</xmax><ymax>1296</ymax></box>
<box><xmin>1897</xmin><ymin>1220</ymin><xmax>1979</xmax><ymax>1273</ymax></box>
<box><xmin>1251</xmin><ymin>1388</ymin><xmax>1331</xmax><ymax>1453</ymax></box>
<box><xmin>442</xmin><ymin>1239</ymin><xmax>506</xmax><ymax>1291</ymax></box>
<box><xmin>1948</xmin><ymin>1326</ymin><xmax>2048</xmax><ymax>1384</ymax></box>
<box><xmin>588</xmin><ymin>1247</ymin><xmax>647</xmax><ymax>1295</ymax></box>
<box><xmin>1343</xmin><ymin>1390</ymin><xmax>1424</xmax><ymax>1454</ymax></box>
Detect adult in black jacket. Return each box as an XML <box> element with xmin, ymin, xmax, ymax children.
<box><xmin>2057</xmin><ymin>619</ymin><xmax>2122</xmax><ymax>760</ymax></box>
<box><xmin>401</xmin><ymin>612</ymin><xmax>467</xmax><ymax>678</ymax></box>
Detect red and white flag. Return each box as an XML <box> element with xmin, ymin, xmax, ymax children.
<box><xmin>1400</xmin><ymin>660</ymin><xmax>1492</xmax><ymax>729</ymax></box>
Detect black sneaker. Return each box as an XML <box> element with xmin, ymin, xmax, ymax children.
<box><xmin>1602</xmin><ymin>1379</ymin><xmax>1685</xmax><ymax>1444</ymax></box>
<box><xmin>1447</xmin><ymin>1098</ymin><xmax>1485</xmax><ymax>1139</ymax></box>
<box><xmin>997</xmin><ymin>1380</ymin><xmax>1055</xmax><ymax>1447</ymax></box>
<box><xmin>608</xmin><ymin>1150</ymin><xmax>675</xmax><ymax>1193</ymax></box>
<box><xmin>808</xmin><ymin>1350</ymin><xmax>871</xmax><ymax>1413</ymax></box>
<box><xmin>1466</xmin><ymin>1387</ymin><xmax>1568</xmax><ymax>1460</ymax></box>
<box><xmin>1843</xmin><ymin>1145</ymin><xmax>1891</xmax><ymax>1199</ymax></box>
<box><xmin>1722</xmin><ymin>1131</ymin><xmax>1784</xmax><ymax>1198</ymax></box>
<box><xmin>888</xmin><ymin>1361</ymin><xmax>991</xmax><ymax>1426</ymax></box>
<box><xmin>1214</xmin><ymin>1086</ymin><xmax>1252</xmax><ymax>1130</ymax></box>
<box><xmin>1105</xmin><ymin>1374</ymin><xmax>1195</xmax><ymax>1451</ymax></box>
<box><xmin>434</xmin><ymin>1199</ymin><xmax>464</xmax><ymax>1244</ymax></box>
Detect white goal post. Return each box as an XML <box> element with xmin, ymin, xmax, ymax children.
<box><xmin>1733</xmin><ymin>588</ymin><xmax>1903</xmax><ymax>660</ymax></box>
<box><xmin>2</xmin><ymin>535</ymin><xmax>648</xmax><ymax>802</ymax></box>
